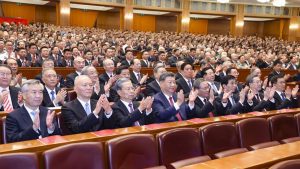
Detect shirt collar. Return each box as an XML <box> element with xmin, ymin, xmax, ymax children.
<box><xmin>77</xmin><ymin>97</ymin><xmax>91</xmax><ymax>108</ymax></box>
<box><xmin>45</xmin><ymin>86</ymin><xmax>55</xmax><ymax>95</ymax></box>
<box><xmin>197</xmin><ymin>96</ymin><xmax>206</xmax><ymax>103</ymax></box>
<box><xmin>0</xmin><ymin>87</ymin><xmax>9</xmax><ymax>92</ymax></box>
<box><xmin>24</xmin><ymin>104</ymin><xmax>39</xmax><ymax>116</ymax></box>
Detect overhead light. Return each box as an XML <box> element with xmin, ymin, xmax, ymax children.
<box><xmin>236</xmin><ymin>21</ymin><xmax>244</xmax><ymax>27</ymax></box>
<box><xmin>2</xmin><ymin>0</ymin><xmax>49</xmax><ymax>5</ymax></box>
<box><xmin>70</xmin><ymin>4</ymin><xmax>113</xmax><ymax>11</ymax></box>
<box><xmin>272</xmin><ymin>0</ymin><xmax>286</xmax><ymax>7</ymax></box>
<box><xmin>217</xmin><ymin>0</ymin><xmax>230</xmax><ymax>3</ymax></box>
<box><xmin>190</xmin><ymin>14</ymin><xmax>222</xmax><ymax>19</ymax></box>
<box><xmin>257</xmin><ymin>0</ymin><xmax>270</xmax><ymax>2</ymax></box>
<box><xmin>133</xmin><ymin>10</ymin><xmax>169</xmax><ymax>15</ymax></box>
<box><xmin>244</xmin><ymin>17</ymin><xmax>275</xmax><ymax>21</ymax></box>
<box><xmin>290</xmin><ymin>24</ymin><xmax>299</xmax><ymax>30</ymax></box>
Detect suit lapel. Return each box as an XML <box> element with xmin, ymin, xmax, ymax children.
<box><xmin>74</xmin><ymin>99</ymin><xmax>88</xmax><ymax>118</ymax></box>
<box><xmin>9</xmin><ymin>87</ymin><xmax>19</xmax><ymax>108</ymax></box>
<box><xmin>20</xmin><ymin>106</ymin><xmax>34</xmax><ymax>127</ymax></box>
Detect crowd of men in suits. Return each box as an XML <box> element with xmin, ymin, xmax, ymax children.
<box><xmin>0</xmin><ymin>22</ymin><xmax>299</xmax><ymax>143</ymax></box>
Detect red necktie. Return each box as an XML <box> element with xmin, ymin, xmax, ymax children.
<box><xmin>169</xmin><ymin>96</ymin><xmax>183</xmax><ymax>121</ymax></box>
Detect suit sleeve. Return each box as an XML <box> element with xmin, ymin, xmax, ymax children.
<box><xmin>65</xmin><ymin>75</ymin><xmax>75</xmax><ymax>88</ymax></box>
<box><xmin>112</xmin><ymin>107</ymin><xmax>143</xmax><ymax>128</ymax></box>
<box><xmin>61</xmin><ymin>105</ymin><xmax>100</xmax><ymax>134</ymax></box>
<box><xmin>152</xmin><ymin>99</ymin><xmax>179</xmax><ymax>121</ymax></box>
<box><xmin>189</xmin><ymin>102</ymin><xmax>214</xmax><ymax>119</ymax></box>
<box><xmin>6</xmin><ymin>114</ymin><xmax>39</xmax><ymax>143</ymax></box>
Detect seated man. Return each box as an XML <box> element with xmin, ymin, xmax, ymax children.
<box><xmin>61</xmin><ymin>75</ymin><xmax>115</xmax><ymax>134</ymax></box>
<box><xmin>188</xmin><ymin>79</ymin><xmax>215</xmax><ymax>118</ymax></box>
<box><xmin>41</xmin><ymin>69</ymin><xmax>67</xmax><ymax>107</ymax></box>
<box><xmin>270</xmin><ymin>75</ymin><xmax>299</xmax><ymax>110</ymax></box>
<box><xmin>214</xmin><ymin>75</ymin><xmax>247</xmax><ymax>115</ymax></box>
<box><xmin>152</xmin><ymin>72</ymin><xmax>194</xmax><ymax>123</ymax></box>
<box><xmin>65</xmin><ymin>57</ymin><xmax>85</xmax><ymax>88</ymax></box>
<box><xmin>6</xmin><ymin>80</ymin><xmax>61</xmax><ymax>143</ymax></box>
<box><xmin>0</xmin><ymin>64</ymin><xmax>22</xmax><ymax>112</ymax></box>
<box><xmin>99</xmin><ymin>58</ymin><xmax>115</xmax><ymax>84</ymax></box>
<box><xmin>176</xmin><ymin>62</ymin><xmax>194</xmax><ymax>98</ymax></box>
<box><xmin>144</xmin><ymin>65</ymin><xmax>166</xmax><ymax>97</ymax></box>
<box><xmin>202</xmin><ymin>67</ymin><xmax>222</xmax><ymax>96</ymax></box>
<box><xmin>112</xmin><ymin>78</ymin><xmax>154</xmax><ymax>128</ymax></box>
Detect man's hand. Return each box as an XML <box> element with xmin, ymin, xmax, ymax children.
<box><xmin>54</xmin><ymin>89</ymin><xmax>67</xmax><ymax>104</ymax></box>
<box><xmin>292</xmin><ymin>85</ymin><xmax>299</xmax><ymax>98</ymax></box>
<box><xmin>176</xmin><ymin>90</ymin><xmax>185</xmax><ymax>106</ymax></box>
<box><xmin>46</xmin><ymin>110</ymin><xmax>55</xmax><ymax>129</ymax></box>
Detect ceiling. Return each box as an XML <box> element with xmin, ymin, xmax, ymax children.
<box><xmin>193</xmin><ymin>0</ymin><xmax>300</xmax><ymax>7</ymax></box>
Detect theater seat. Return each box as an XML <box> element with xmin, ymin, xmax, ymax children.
<box><xmin>0</xmin><ymin>153</ymin><xmax>38</xmax><ymax>169</ymax></box>
<box><xmin>269</xmin><ymin>159</ymin><xmax>300</xmax><ymax>169</ymax></box>
<box><xmin>66</xmin><ymin>90</ymin><xmax>77</xmax><ymax>102</ymax></box>
<box><xmin>236</xmin><ymin>118</ymin><xmax>280</xmax><ymax>150</ymax></box>
<box><xmin>294</xmin><ymin>113</ymin><xmax>300</xmax><ymax>135</ymax></box>
<box><xmin>56</xmin><ymin>112</ymin><xmax>71</xmax><ymax>135</ymax></box>
<box><xmin>145</xmin><ymin>166</ymin><xmax>167</xmax><ymax>169</ymax></box>
<box><xmin>1</xmin><ymin>117</ymin><xmax>6</xmax><ymax>144</ymax></box>
<box><xmin>156</xmin><ymin>128</ymin><xmax>210</xmax><ymax>168</ymax></box>
<box><xmin>200</xmin><ymin>122</ymin><xmax>248</xmax><ymax>159</ymax></box>
<box><xmin>43</xmin><ymin>142</ymin><xmax>104</xmax><ymax>169</ymax></box>
<box><xmin>268</xmin><ymin>114</ymin><xmax>300</xmax><ymax>143</ymax></box>
<box><xmin>107</xmin><ymin>134</ymin><xmax>159</xmax><ymax>169</ymax></box>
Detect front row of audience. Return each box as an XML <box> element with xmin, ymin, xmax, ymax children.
<box><xmin>1</xmin><ymin>64</ymin><xmax>299</xmax><ymax>143</ymax></box>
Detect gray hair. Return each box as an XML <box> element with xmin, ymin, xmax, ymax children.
<box><xmin>81</xmin><ymin>66</ymin><xmax>96</xmax><ymax>75</ymax></box>
<box><xmin>21</xmin><ymin>79</ymin><xmax>44</xmax><ymax>93</ymax></box>
<box><xmin>193</xmin><ymin>78</ymin><xmax>205</xmax><ymax>89</ymax></box>
<box><xmin>153</xmin><ymin>65</ymin><xmax>165</xmax><ymax>74</ymax></box>
<box><xmin>115</xmin><ymin>78</ymin><xmax>131</xmax><ymax>91</ymax></box>
<box><xmin>159</xmin><ymin>72</ymin><xmax>175</xmax><ymax>82</ymax></box>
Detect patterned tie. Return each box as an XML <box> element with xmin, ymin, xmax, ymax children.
<box><xmin>50</xmin><ymin>90</ymin><xmax>55</xmax><ymax>101</ymax></box>
<box><xmin>2</xmin><ymin>89</ymin><xmax>13</xmax><ymax>113</ymax></box>
<box><xmin>137</xmin><ymin>73</ymin><xmax>141</xmax><ymax>82</ymax></box>
<box><xmin>231</xmin><ymin>96</ymin><xmax>236</xmax><ymax>106</ymax></box>
<box><xmin>169</xmin><ymin>96</ymin><xmax>183</xmax><ymax>121</ymax></box>
<box><xmin>188</xmin><ymin>80</ymin><xmax>193</xmax><ymax>89</ymax></box>
<box><xmin>281</xmin><ymin>92</ymin><xmax>286</xmax><ymax>101</ymax></box>
<box><xmin>128</xmin><ymin>103</ymin><xmax>140</xmax><ymax>126</ymax></box>
<box><xmin>84</xmin><ymin>102</ymin><xmax>91</xmax><ymax>115</ymax></box>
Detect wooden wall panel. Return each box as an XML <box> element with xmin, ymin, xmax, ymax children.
<box><xmin>133</xmin><ymin>14</ymin><xmax>155</xmax><ymax>32</ymax></box>
<box><xmin>0</xmin><ymin>3</ymin><xmax>3</xmax><ymax>17</ymax></box>
<box><xmin>263</xmin><ymin>20</ymin><xmax>280</xmax><ymax>38</ymax></box>
<box><xmin>70</xmin><ymin>9</ymin><xmax>98</xmax><ymax>27</ymax></box>
<box><xmin>2</xmin><ymin>2</ymin><xmax>35</xmax><ymax>22</ymax></box>
<box><xmin>189</xmin><ymin>18</ymin><xmax>208</xmax><ymax>34</ymax></box>
<box><xmin>244</xmin><ymin>21</ymin><xmax>264</xmax><ymax>37</ymax></box>
<box><xmin>207</xmin><ymin>19</ymin><xmax>230</xmax><ymax>35</ymax></box>
<box><xmin>155</xmin><ymin>15</ymin><xmax>177</xmax><ymax>32</ymax></box>
<box><xmin>35</xmin><ymin>5</ymin><xmax>56</xmax><ymax>24</ymax></box>
<box><xmin>97</xmin><ymin>11</ymin><xmax>120</xmax><ymax>29</ymax></box>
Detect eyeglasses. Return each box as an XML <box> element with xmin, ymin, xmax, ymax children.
<box><xmin>0</xmin><ymin>72</ymin><xmax>12</xmax><ymax>77</ymax></box>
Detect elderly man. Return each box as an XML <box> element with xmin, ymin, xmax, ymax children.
<box><xmin>99</xmin><ymin>58</ymin><xmax>115</xmax><ymax>84</ymax></box>
<box><xmin>65</xmin><ymin>57</ymin><xmax>85</xmax><ymax>88</ymax></box>
<box><xmin>62</xmin><ymin>75</ymin><xmax>115</xmax><ymax>134</ymax></box>
<box><xmin>112</xmin><ymin>78</ymin><xmax>154</xmax><ymax>128</ymax></box>
<box><xmin>41</xmin><ymin>69</ymin><xmax>67</xmax><ymax>107</ymax></box>
<box><xmin>144</xmin><ymin>65</ymin><xmax>167</xmax><ymax>97</ymax></box>
<box><xmin>6</xmin><ymin>80</ymin><xmax>61</xmax><ymax>143</ymax></box>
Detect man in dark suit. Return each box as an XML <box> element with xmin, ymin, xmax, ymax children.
<box><xmin>34</xmin><ymin>46</ymin><xmax>53</xmax><ymax>67</ymax></box>
<box><xmin>35</xmin><ymin>59</ymin><xmax>65</xmax><ymax>88</ymax></box>
<box><xmin>99</xmin><ymin>58</ymin><xmax>115</xmax><ymax>84</ymax></box>
<box><xmin>112</xmin><ymin>78</ymin><xmax>154</xmax><ymax>128</ymax></box>
<box><xmin>156</xmin><ymin>51</ymin><xmax>168</xmax><ymax>67</ymax></box>
<box><xmin>120</xmin><ymin>50</ymin><xmax>133</xmax><ymax>67</ymax></box>
<box><xmin>0</xmin><ymin>65</ymin><xmax>22</xmax><ymax>112</ymax></box>
<box><xmin>168</xmin><ymin>48</ymin><xmax>182</xmax><ymax>67</ymax></box>
<box><xmin>26</xmin><ymin>43</ymin><xmax>39</xmax><ymax>64</ymax></box>
<box><xmin>130</xmin><ymin>59</ymin><xmax>148</xmax><ymax>85</ymax></box>
<box><xmin>141</xmin><ymin>51</ymin><xmax>150</xmax><ymax>68</ymax></box>
<box><xmin>214</xmin><ymin>75</ymin><xmax>247</xmax><ymax>116</ymax></box>
<box><xmin>176</xmin><ymin>62</ymin><xmax>194</xmax><ymax>98</ymax></box>
<box><xmin>267</xmin><ymin>59</ymin><xmax>285</xmax><ymax>83</ymax></box>
<box><xmin>65</xmin><ymin>57</ymin><xmax>85</xmax><ymax>88</ymax></box>
<box><xmin>6</xmin><ymin>80</ymin><xmax>61</xmax><ymax>143</ymax></box>
<box><xmin>287</xmin><ymin>55</ymin><xmax>299</xmax><ymax>70</ymax></box>
<box><xmin>58</xmin><ymin>49</ymin><xmax>73</xmax><ymax>67</ymax></box>
<box><xmin>245</xmin><ymin>75</ymin><xmax>276</xmax><ymax>111</ymax></box>
<box><xmin>152</xmin><ymin>72</ymin><xmax>194</xmax><ymax>123</ymax></box>
<box><xmin>270</xmin><ymin>75</ymin><xmax>299</xmax><ymax>110</ymax></box>
<box><xmin>184</xmin><ymin>48</ymin><xmax>196</xmax><ymax>65</ymax></box>
<box><xmin>202</xmin><ymin>67</ymin><xmax>221</xmax><ymax>96</ymax></box>
<box><xmin>144</xmin><ymin>65</ymin><xmax>166</xmax><ymax>97</ymax></box>
<box><xmin>50</xmin><ymin>46</ymin><xmax>63</xmax><ymax>67</ymax></box>
<box><xmin>61</xmin><ymin>75</ymin><xmax>115</xmax><ymax>134</ymax></box>
<box><xmin>188</xmin><ymin>79</ymin><xmax>215</xmax><ymax>118</ymax></box>
<box><xmin>226</xmin><ymin>67</ymin><xmax>243</xmax><ymax>93</ymax></box>
<box><xmin>41</xmin><ymin>69</ymin><xmax>67</xmax><ymax>107</ymax></box>
<box><xmin>16</xmin><ymin>48</ymin><xmax>31</xmax><ymax>67</ymax></box>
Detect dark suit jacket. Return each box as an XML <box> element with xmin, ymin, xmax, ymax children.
<box><xmin>141</xmin><ymin>60</ymin><xmax>149</xmax><ymax>68</ymax></box>
<box><xmin>176</xmin><ymin>78</ymin><xmax>193</xmax><ymax>98</ymax></box>
<box><xmin>144</xmin><ymin>80</ymin><xmax>161</xmax><ymax>97</ymax></box>
<box><xmin>0</xmin><ymin>86</ymin><xmax>20</xmax><ymax>111</ymax></box>
<box><xmin>111</xmin><ymin>100</ymin><xmax>155</xmax><ymax>128</ymax></box>
<box><xmin>268</xmin><ymin>71</ymin><xmax>284</xmax><ymax>82</ymax></box>
<box><xmin>189</xmin><ymin>97</ymin><xmax>214</xmax><ymax>119</ymax></box>
<box><xmin>287</xmin><ymin>64</ymin><xmax>298</xmax><ymax>70</ymax></box>
<box><xmin>245</xmin><ymin>92</ymin><xmax>275</xmax><ymax>112</ymax></box>
<box><xmin>6</xmin><ymin>106</ymin><xmax>61</xmax><ymax>143</ymax></box>
<box><xmin>42</xmin><ymin>87</ymin><xmax>63</xmax><ymax>107</ymax></box>
<box><xmin>168</xmin><ymin>56</ymin><xmax>180</xmax><ymax>67</ymax></box>
<box><xmin>273</xmin><ymin>92</ymin><xmax>298</xmax><ymax>110</ymax></box>
<box><xmin>214</xmin><ymin>93</ymin><xmax>246</xmax><ymax>116</ymax></box>
<box><xmin>58</xmin><ymin>59</ymin><xmax>73</xmax><ymax>67</ymax></box>
<box><xmin>130</xmin><ymin>72</ymin><xmax>143</xmax><ymax>85</ymax></box>
<box><xmin>99</xmin><ymin>72</ymin><xmax>110</xmax><ymax>84</ymax></box>
<box><xmin>184</xmin><ymin>55</ymin><xmax>194</xmax><ymax>65</ymax></box>
<box><xmin>16</xmin><ymin>58</ymin><xmax>31</xmax><ymax>67</ymax></box>
<box><xmin>209</xmin><ymin>81</ymin><xmax>221</xmax><ymax>96</ymax></box>
<box><xmin>120</xmin><ymin>60</ymin><xmax>131</xmax><ymax>67</ymax></box>
<box><xmin>175</xmin><ymin>73</ymin><xmax>183</xmax><ymax>80</ymax></box>
<box><xmin>66</xmin><ymin>72</ymin><xmax>79</xmax><ymax>88</ymax></box>
<box><xmin>61</xmin><ymin>99</ymin><xmax>115</xmax><ymax>134</ymax></box>
<box><xmin>152</xmin><ymin>92</ymin><xmax>189</xmax><ymax>123</ymax></box>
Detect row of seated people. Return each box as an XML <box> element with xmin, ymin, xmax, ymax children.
<box><xmin>1</xmin><ymin>56</ymin><xmax>299</xmax><ymax>143</ymax></box>
<box><xmin>1</xmin><ymin>112</ymin><xmax>300</xmax><ymax>169</ymax></box>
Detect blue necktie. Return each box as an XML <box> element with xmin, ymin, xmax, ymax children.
<box><xmin>85</xmin><ymin>102</ymin><xmax>91</xmax><ymax>115</ymax></box>
<box><xmin>281</xmin><ymin>93</ymin><xmax>286</xmax><ymax>101</ymax></box>
<box><xmin>50</xmin><ymin>90</ymin><xmax>55</xmax><ymax>101</ymax></box>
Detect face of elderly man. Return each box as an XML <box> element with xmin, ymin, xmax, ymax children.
<box><xmin>74</xmin><ymin>57</ymin><xmax>85</xmax><ymax>72</ymax></box>
<box><xmin>42</xmin><ymin>69</ymin><xmax>58</xmax><ymax>89</ymax></box>
<box><xmin>103</xmin><ymin>59</ymin><xmax>115</xmax><ymax>73</ymax></box>
<box><xmin>23</xmin><ymin>82</ymin><xmax>44</xmax><ymax>108</ymax></box>
<box><xmin>117</xmin><ymin>80</ymin><xmax>135</xmax><ymax>101</ymax></box>
<box><xmin>74</xmin><ymin>75</ymin><xmax>94</xmax><ymax>100</ymax></box>
<box><xmin>0</xmin><ymin>66</ymin><xmax>12</xmax><ymax>88</ymax></box>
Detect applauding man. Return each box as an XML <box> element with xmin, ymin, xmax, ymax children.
<box><xmin>6</xmin><ymin>80</ymin><xmax>61</xmax><ymax>143</ymax></box>
<box><xmin>62</xmin><ymin>75</ymin><xmax>115</xmax><ymax>134</ymax></box>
